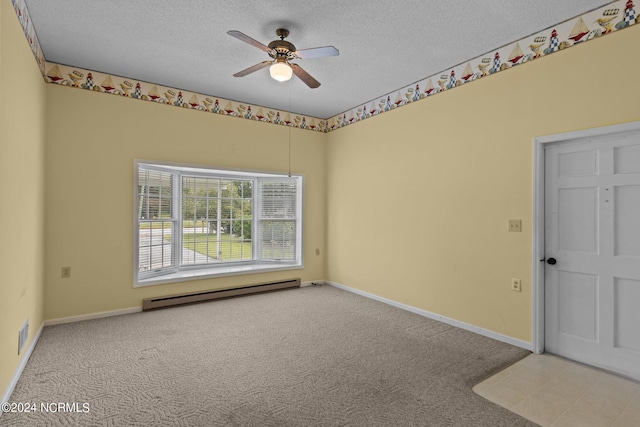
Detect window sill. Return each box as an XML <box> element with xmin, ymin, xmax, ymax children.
<box><xmin>135</xmin><ymin>262</ymin><xmax>303</xmax><ymax>287</ymax></box>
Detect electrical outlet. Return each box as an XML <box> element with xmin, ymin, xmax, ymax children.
<box><xmin>61</xmin><ymin>267</ymin><xmax>71</xmax><ymax>278</ymax></box>
<box><xmin>508</xmin><ymin>219</ymin><xmax>522</xmax><ymax>232</ymax></box>
<box><xmin>511</xmin><ymin>278</ymin><xmax>522</xmax><ymax>292</ymax></box>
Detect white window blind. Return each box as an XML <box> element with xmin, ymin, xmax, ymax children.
<box><xmin>181</xmin><ymin>176</ymin><xmax>253</xmax><ymax>265</ymax></box>
<box><xmin>137</xmin><ymin>167</ymin><xmax>177</xmax><ymax>278</ymax></box>
<box><xmin>258</xmin><ymin>179</ymin><xmax>298</xmax><ymax>261</ymax></box>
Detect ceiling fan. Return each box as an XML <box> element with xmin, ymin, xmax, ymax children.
<box><xmin>227</xmin><ymin>28</ymin><xmax>339</xmax><ymax>89</ymax></box>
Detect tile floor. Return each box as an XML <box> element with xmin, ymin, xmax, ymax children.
<box><xmin>474</xmin><ymin>353</ymin><xmax>640</xmax><ymax>427</ymax></box>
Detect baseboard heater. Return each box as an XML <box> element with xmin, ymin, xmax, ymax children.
<box><xmin>142</xmin><ymin>278</ymin><xmax>301</xmax><ymax>311</ymax></box>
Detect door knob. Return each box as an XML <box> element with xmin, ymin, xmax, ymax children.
<box><xmin>546</xmin><ymin>257</ymin><xmax>557</xmax><ymax>265</ymax></box>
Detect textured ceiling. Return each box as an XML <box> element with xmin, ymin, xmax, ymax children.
<box><xmin>24</xmin><ymin>0</ymin><xmax>611</xmax><ymax>119</ymax></box>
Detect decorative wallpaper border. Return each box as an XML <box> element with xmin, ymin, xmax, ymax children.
<box><xmin>11</xmin><ymin>0</ymin><xmax>45</xmax><ymax>75</ymax></box>
<box><xmin>11</xmin><ymin>0</ymin><xmax>638</xmax><ymax>133</ymax></box>
<box><xmin>42</xmin><ymin>62</ymin><xmax>328</xmax><ymax>132</ymax></box>
<box><xmin>10</xmin><ymin>0</ymin><xmax>327</xmax><ymax>133</ymax></box>
<box><xmin>325</xmin><ymin>0</ymin><xmax>636</xmax><ymax>131</ymax></box>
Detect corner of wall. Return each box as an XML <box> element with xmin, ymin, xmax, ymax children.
<box><xmin>0</xmin><ymin>0</ymin><xmax>47</xmax><ymax>403</ymax></box>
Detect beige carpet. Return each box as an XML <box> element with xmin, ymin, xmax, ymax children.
<box><xmin>2</xmin><ymin>285</ymin><xmax>536</xmax><ymax>426</ymax></box>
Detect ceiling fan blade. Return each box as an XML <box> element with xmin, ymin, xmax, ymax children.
<box><xmin>233</xmin><ymin>61</ymin><xmax>272</xmax><ymax>77</ymax></box>
<box><xmin>290</xmin><ymin>63</ymin><xmax>320</xmax><ymax>89</ymax></box>
<box><xmin>294</xmin><ymin>46</ymin><xmax>339</xmax><ymax>59</ymax></box>
<box><xmin>227</xmin><ymin>30</ymin><xmax>272</xmax><ymax>53</ymax></box>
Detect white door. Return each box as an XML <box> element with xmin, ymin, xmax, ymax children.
<box><xmin>544</xmin><ymin>129</ymin><xmax>640</xmax><ymax>380</ymax></box>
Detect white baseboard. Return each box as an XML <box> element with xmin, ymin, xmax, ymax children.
<box><xmin>1</xmin><ymin>322</ymin><xmax>44</xmax><ymax>410</ymax></box>
<box><xmin>44</xmin><ymin>306</ymin><xmax>142</xmax><ymax>326</ymax></box>
<box><xmin>327</xmin><ymin>281</ymin><xmax>533</xmax><ymax>351</ymax></box>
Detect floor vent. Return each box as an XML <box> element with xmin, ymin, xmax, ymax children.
<box><xmin>142</xmin><ymin>278</ymin><xmax>301</xmax><ymax>311</ymax></box>
<box><xmin>18</xmin><ymin>319</ymin><xmax>29</xmax><ymax>355</ymax></box>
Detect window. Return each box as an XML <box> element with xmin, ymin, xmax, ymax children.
<box><xmin>135</xmin><ymin>161</ymin><xmax>303</xmax><ymax>286</ymax></box>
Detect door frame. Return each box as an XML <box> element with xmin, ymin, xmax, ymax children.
<box><xmin>532</xmin><ymin>120</ymin><xmax>640</xmax><ymax>354</ymax></box>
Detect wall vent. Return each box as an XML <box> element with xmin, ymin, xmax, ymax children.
<box><xmin>18</xmin><ymin>319</ymin><xmax>29</xmax><ymax>355</ymax></box>
<box><xmin>142</xmin><ymin>278</ymin><xmax>300</xmax><ymax>311</ymax></box>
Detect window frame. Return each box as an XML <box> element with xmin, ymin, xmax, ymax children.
<box><xmin>133</xmin><ymin>160</ymin><xmax>303</xmax><ymax>287</ymax></box>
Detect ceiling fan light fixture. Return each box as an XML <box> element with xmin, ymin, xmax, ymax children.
<box><xmin>269</xmin><ymin>62</ymin><xmax>292</xmax><ymax>82</ymax></box>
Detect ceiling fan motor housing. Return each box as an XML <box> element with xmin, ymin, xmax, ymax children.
<box><xmin>268</xmin><ymin>40</ymin><xmax>297</xmax><ymax>61</ymax></box>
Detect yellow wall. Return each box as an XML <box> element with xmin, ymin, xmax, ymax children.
<box><xmin>326</xmin><ymin>25</ymin><xmax>640</xmax><ymax>342</ymax></box>
<box><xmin>0</xmin><ymin>0</ymin><xmax>46</xmax><ymax>398</ymax></box>
<box><xmin>44</xmin><ymin>84</ymin><xmax>326</xmax><ymax>320</ymax></box>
